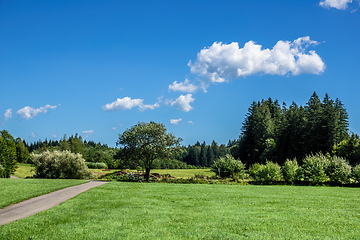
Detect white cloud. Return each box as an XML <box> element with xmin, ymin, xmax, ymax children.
<box><xmin>103</xmin><ymin>97</ymin><xmax>160</xmax><ymax>112</ymax></box>
<box><xmin>102</xmin><ymin>97</ymin><xmax>143</xmax><ymax>111</ymax></box>
<box><xmin>4</xmin><ymin>108</ymin><xmax>12</xmax><ymax>121</ymax></box>
<box><xmin>169</xmin><ymin>79</ymin><xmax>199</xmax><ymax>93</ymax></box>
<box><xmin>319</xmin><ymin>0</ymin><xmax>353</xmax><ymax>9</ymax></box>
<box><xmin>17</xmin><ymin>104</ymin><xmax>59</xmax><ymax>120</ymax></box>
<box><xmin>139</xmin><ymin>102</ymin><xmax>160</xmax><ymax>111</ymax></box>
<box><xmin>82</xmin><ymin>130</ymin><xmax>94</xmax><ymax>137</ymax></box>
<box><xmin>189</xmin><ymin>37</ymin><xmax>325</xmax><ymax>85</ymax></box>
<box><xmin>30</xmin><ymin>132</ymin><xmax>36</xmax><ymax>138</ymax></box>
<box><xmin>170</xmin><ymin>94</ymin><xmax>195</xmax><ymax>112</ymax></box>
<box><xmin>188</xmin><ymin>121</ymin><xmax>194</xmax><ymax>125</ymax></box>
<box><xmin>170</xmin><ymin>118</ymin><xmax>182</xmax><ymax>125</ymax></box>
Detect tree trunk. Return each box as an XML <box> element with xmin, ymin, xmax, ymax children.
<box><xmin>145</xmin><ymin>167</ymin><xmax>151</xmax><ymax>182</ymax></box>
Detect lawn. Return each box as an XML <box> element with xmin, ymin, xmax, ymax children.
<box><xmin>92</xmin><ymin>168</ymin><xmax>216</xmax><ymax>179</ymax></box>
<box><xmin>151</xmin><ymin>168</ymin><xmax>215</xmax><ymax>178</ymax></box>
<box><xmin>13</xmin><ymin>163</ymin><xmax>35</xmax><ymax>178</ymax></box>
<box><xmin>0</xmin><ymin>179</ymin><xmax>88</xmax><ymax>209</ymax></box>
<box><xmin>1</xmin><ymin>182</ymin><xmax>360</xmax><ymax>239</ymax></box>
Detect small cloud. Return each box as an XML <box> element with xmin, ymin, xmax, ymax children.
<box><xmin>170</xmin><ymin>118</ymin><xmax>182</xmax><ymax>125</ymax></box>
<box><xmin>4</xmin><ymin>108</ymin><xmax>12</xmax><ymax>121</ymax></box>
<box><xmin>157</xmin><ymin>96</ymin><xmax>164</xmax><ymax>103</ymax></box>
<box><xmin>102</xmin><ymin>97</ymin><xmax>143</xmax><ymax>112</ymax></box>
<box><xmin>30</xmin><ymin>132</ymin><xmax>36</xmax><ymax>138</ymax></box>
<box><xmin>170</xmin><ymin>94</ymin><xmax>195</xmax><ymax>112</ymax></box>
<box><xmin>17</xmin><ymin>104</ymin><xmax>59</xmax><ymax>120</ymax></box>
<box><xmin>112</xmin><ymin>123</ymin><xmax>124</xmax><ymax>131</ymax></box>
<box><xmin>319</xmin><ymin>0</ymin><xmax>353</xmax><ymax>9</ymax></box>
<box><xmin>139</xmin><ymin>102</ymin><xmax>160</xmax><ymax>111</ymax></box>
<box><xmin>82</xmin><ymin>130</ymin><xmax>94</xmax><ymax>137</ymax></box>
<box><xmin>188</xmin><ymin>121</ymin><xmax>194</xmax><ymax>125</ymax></box>
<box><xmin>103</xmin><ymin>97</ymin><xmax>160</xmax><ymax>112</ymax></box>
<box><xmin>169</xmin><ymin>79</ymin><xmax>199</xmax><ymax>93</ymax></box>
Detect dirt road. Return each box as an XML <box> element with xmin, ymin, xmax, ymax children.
<box><xmin>0</xmin><ymin>181</ymin><xmax>108</xmax><ymax>226</ymax></box>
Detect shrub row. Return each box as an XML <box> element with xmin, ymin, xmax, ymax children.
<box><xmin>247</xmin><ymin>153</ymin><xmax>360</xmax><ymax>185</ymax></box>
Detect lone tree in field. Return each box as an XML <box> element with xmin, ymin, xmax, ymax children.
<box><xmin>117</xmin><ymin>121</ymin><xmax>182</xmax><ymax>181</ymax></box>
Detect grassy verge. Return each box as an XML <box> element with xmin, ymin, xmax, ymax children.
<box><xmin>90</xmin><ymin>168</ymin><xmax>119</xmax><ymax>178</ymax></box>
<box><xmin>13</xmin><ymin>163</ymin><xmax>35</xmax><ymax>178</ymax></box>
<box><xmin>95</xmin><ymin>168</ymin><xmax>216</xmax><ymax>180</ymax></box>
<box><xmin>1</xmin><ymin>182</ymin><xmax>360</xmax><ymax>239</ymax></box>
<box><xmin>151</xmin><ymin>168</ymin><xmax>215</xmax><ymax>178</ymax></box>
<box><xmin>0</xmin><ymin>179</ymin><xmax>88</xmax><ymax>208</ymax></box>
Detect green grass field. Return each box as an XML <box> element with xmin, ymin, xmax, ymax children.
<box><xmin>1</xmin><ymin>182</ymin><xmax>360</xmax><ymax>239</ymax></box>
<box><xmin>15</xmin><ymin>163</ymin><xmax>215</xmax><ymax>179</ymax></box>
<box><xmin>151</xmin><ymin>168</ymin><xmax>215</xmax><ymax>178</ymax></box>
<box><xmin>13</xmin><ymin>163</ymin><xmax>34</xmax><ymax>178</ymax></box>
<box><xmin>92</xmin><ymin>168</ymin><xmax>216</xmax><ymax>179</ymax></box>
<box><xmin>0</xmin><ymin>179</ymin><xmax>88</xmax><ymax>208</ymax></box>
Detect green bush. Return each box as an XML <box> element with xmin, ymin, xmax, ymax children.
<box><xmin>86</xmin><ymin>162</ymin><xmax>108</xmax><ymax>169</ymax></box>
<box><xmin>31</xmin><ymin>150</ymin><xmax>92</xmax><ymax>179</ymax></box>
<box><xmin>282</xmin><ymin>159</ymin><xmax>299</xmax><ymax>184</ymax></box>
<box><xmin>211</xmin><ymin>154</ymin><xmax>245</xmax><ymax>179</ymax></box>
<box><xmin>352</xmin><ymin>164</ymin><xmax>360</xmax><ymax>184</ymax></box>
<box><xmin>301</xmin><ymin>152</ymin><xmax>329</xmax><ymax>185</ymax></box>
<box><xmin>326</xmin><ymin>156</ymin><xmax>351</xmax><ymax>185</ymax></box>
<box><xmin>249</xmin><ymin>161</ymin><xmax>282</xmax><ymax>184</ymax></box>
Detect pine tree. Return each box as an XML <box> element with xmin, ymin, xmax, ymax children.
<box><xmin>199</xmin><ymin>141</ymin><xmax>207</xmax><ymax>167</ymax></box>
<box><xmin>206</xmin><ymin>146</ymin><xmax>215</xmax><ymax>166</ymax></box>
<box><xmin>211</xmin><ymin>140</ymin><xmax>220</xmax><ymax>160</ymax></box>
<box><xmin>334</xmin><ymin>98</ymin><xmax>349</xmax><ymax>143</ymax></box>
<box><xmin>305</xmin><ymin>92</ymin><xmax>323</xmax><ymax>154</ymax></box>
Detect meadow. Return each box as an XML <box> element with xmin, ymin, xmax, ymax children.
<box><xmin>1</xmin><ymin>182</ymin><xmax>360</xmax><ymax>239</ymax></box>
<box><xmin>150</xmin><ymin>168</ymin><xmax>215</xmax><ymax>178</ymax></box>
<box><xmin>0</xmin><ymin>179</ymin><xmax>88</xmax><ymax>208</ymax></box>
<box><xmin>14</xmin><ymin>163</ymin><xmax>216</xmax><ymax>179</ymax></box>
<box><xmin>12</xmin><ymin>163</ymin><xmax>35</xmax><ymax>179</ymax></box>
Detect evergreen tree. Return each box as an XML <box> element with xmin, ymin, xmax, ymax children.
<box><xmin>199</xmin><ymin>141</ymin><xmax>207</xmax><ymax>167</ymax></box>
<box><xmin>334</xmin><ymin>98</ymin><xmax>349</xmax><ymax>143</ymax></box>
<box><xmin>206</xmin><ymin>145</ymin><xmax>215</xmax><ymax>166</ymax></box>
<box><xmin>211</xmin><ymin>140</ymin><xmax>220</xmax><ymax>160</ymax></box>
<box><xmin>305</xmin><ymin>92</ymin><xmax>323</xmax><ymax>154</ymax></box>
<box><xmin>277</xmin><ymin>103</ymin><xmax>307</xmax><ymax>164</ymax></box>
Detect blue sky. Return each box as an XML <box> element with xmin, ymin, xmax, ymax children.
<box><xmin>1</xmin><ymin>0</ymin><xmax>360</xmax><ymax>147</ymax></box>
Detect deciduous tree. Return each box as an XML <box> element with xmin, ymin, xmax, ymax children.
<box><xmin>117</xmin><ymin>122</ymin><xmax>182</xmax><ymax>181</ymax></box>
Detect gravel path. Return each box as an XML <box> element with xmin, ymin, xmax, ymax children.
<box><xmin>0</xmin><ymin>181</ymin><xmax>108</xmax><ymax>226</ymax></box>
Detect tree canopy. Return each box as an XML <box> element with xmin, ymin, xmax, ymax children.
<box><xmin>117</xmin><ymin>121</ymin><xmax>182</xmax><ymax>181</ymax></box>
<box><xmin>0</xmin><ymin>130</ymin><xmax>18</xmax><ymax>178</ymax></box>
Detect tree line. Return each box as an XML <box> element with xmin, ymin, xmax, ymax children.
<box><xmin>231</xmin><ymin>92</ymin><xmax>359</xmax><ymax>167</ymax></box>
<box><xmin>1</xmin><ymin>91</ymin><xmax>360</xmax><ymax>179</ymax></box>
<box><xmin>24</xmin><ymin>134</ymin><xmax>231</xmax><ymax>170</ymax></box>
